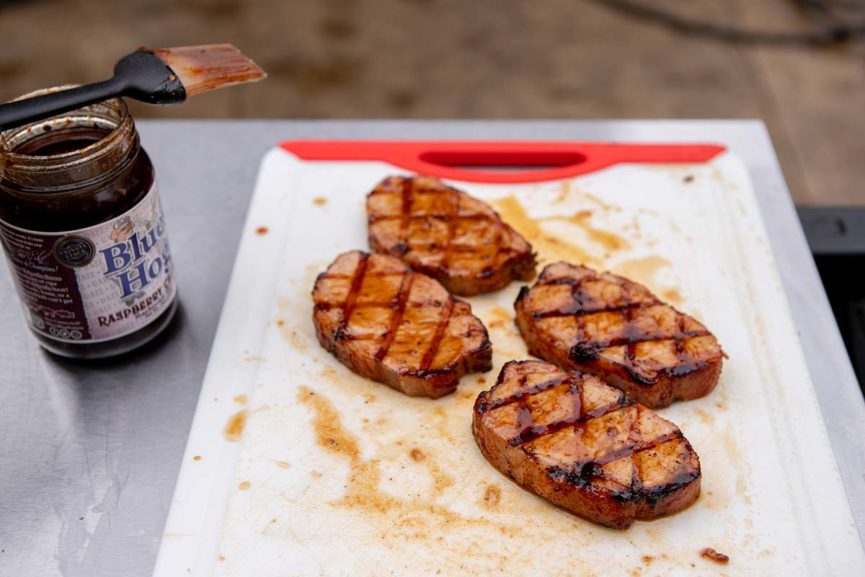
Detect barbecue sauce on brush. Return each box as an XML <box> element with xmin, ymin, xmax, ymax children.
<box><xmin>0</xmin><ymin>90</ymin><xmax>178</xmax><ymax>358</ymax></box>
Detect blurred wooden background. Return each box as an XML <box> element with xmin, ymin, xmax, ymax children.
<box><xmin>1</xmin><ymin>0</ymin><xmax>863</xmax><ymax>205</ymax></box>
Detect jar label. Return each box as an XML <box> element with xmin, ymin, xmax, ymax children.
<box><xmin>0</xmin><ymin>183</ymin><xmax>176</xmax><ymax>343</ymax></box>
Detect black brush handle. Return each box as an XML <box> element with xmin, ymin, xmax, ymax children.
<box><xmin>0</xmin><ymin>51</ymin><xmax>186</xmax><ymax>133</ymax></box>
<box><xmin>0</xmin><ymin>79</ymin><xmax>124</xmax><ymax>132</ymax></box>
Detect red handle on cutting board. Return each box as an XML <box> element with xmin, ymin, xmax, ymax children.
<box><xmin>279</xmin><ymin>140</ymin><xmax>725</xmax><ymax>184</ymax></box>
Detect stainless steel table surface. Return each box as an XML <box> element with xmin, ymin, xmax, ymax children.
<box><xmin>2</xmin><ymin>120</ymin><xmax>863</xmax><ymax>577</ymax></box>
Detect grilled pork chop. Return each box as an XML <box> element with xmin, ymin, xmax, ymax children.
<box><xmin>515</xmin><ymin>263</ymin><xmax>723</xmax><ymax>408</ymax></box>
<box><xmin>473</xmin><ymin>360</ymin><xmax>701</xmax><ymax>528</ymax></box>
<box><xmin>312</xmin><ymin>251</ymin><xmax>492</xmax><ymax>398</ymax></box>
<box><xmin>367</xmin><ymin>175</ymin><xmax>536</xmax><ymax>296</ymax></box>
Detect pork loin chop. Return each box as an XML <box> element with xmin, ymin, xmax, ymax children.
<box><xmin>313</xmin><ymin>251</ymin><xmax>492</xmax><ymax>398</ymax></box>
<box><xmin>367</xmin><ymin>175</ymin><xmax>536</xmax><ymax>296</ymax></box>
<box><xmin>515</xmin><ymin>263</ymin><xmax>723</xmax><ymax>408</ymax></box>
<box><xmin>473</xmin><ymin>360</ymin><xmax>701</xmax><ymax>528</ymax></box>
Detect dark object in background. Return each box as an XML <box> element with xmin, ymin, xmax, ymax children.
<box><xmin>591</xmin><ymin>0</ymin><xmax>865</xmax><ymax>47</ymax></box>
<box><xmin>798</xmin><ymin>206</ymin><xmax>865</xmax><ymax>397</ymax></box>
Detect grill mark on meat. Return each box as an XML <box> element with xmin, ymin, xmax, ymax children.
<box><xmin>569</xmin><ymin>329</ymin><xmax>712</xmax><ymax>358</ymax></box>
<box><xmin>476</xmin><ymin>375</ymin><xmax>570</xmax><ymax>412</ymax></box>
<box><xmin>397</xmin><ymin>177</ymin><xmax>413</xmax><ymax>255</ymax></box>
<box><xmin>532</xmin><ymin>301</ymin><xmax>647</xmax><ymax>318</ymax></box>
<box><xmin>624</xmin><ymin>307</ymin><xmax>638</xmax><ymax>377</ymax></box>
<box><xmin>374</xmin><ymin>273</ymin><xmax>415</xmax><ymax>361</ymax></box>
<box><xmin>370</xmin><ymin>213</ymin><xmax>498</xmax><ymax>223</ymax></box>
<box><xmin>419</xmin><ymin>298</ymin><xmax>454</xmax><ymax>371</ymax></box>
<box><xmin>335</xmin><ymin>252</ymin><xmax>369</xmax><ymax>341</ymax></box>
<box><xmin>440</xmin><ymin>183</ymin><xmax>460</xmax><ymax>273</ymax></box>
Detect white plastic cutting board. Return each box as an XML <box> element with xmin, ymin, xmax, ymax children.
<box><xmin>153</xmin><ymin>142</ymin><xmax>865</xmax><ymax>577</ymax></box>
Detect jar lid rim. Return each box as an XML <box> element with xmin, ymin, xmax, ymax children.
<box><xmin>0</xmin><ymin>86</ymin><xmax>131</xmax><ymax>169</ymax></box>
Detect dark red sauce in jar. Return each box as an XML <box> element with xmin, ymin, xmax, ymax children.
<box><xmin>0</xmin><ymin>88</ymin><xmax>178</xmax><ymax>358</ymax></box>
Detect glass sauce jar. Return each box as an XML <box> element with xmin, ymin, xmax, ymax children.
<box><xmin>0</xmin><ymin>88</ymin><xmax>178</xmax><ymax>358</ymax></box>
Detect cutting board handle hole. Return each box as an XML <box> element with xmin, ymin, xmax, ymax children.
<box><xmin>418</xmin><ymin>150</ymin><xmax>586</xmax><ymax>172</ymax></box>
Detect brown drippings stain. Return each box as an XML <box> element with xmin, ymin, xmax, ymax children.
<box><xmin>233</xmin><ymin>394</ymin><xmax>248</xmax><ymax>405</ymax></box>
<box><xmin>238</xmin><ymin>481</ymin><xmax>251</xmax><ymax>490</ymax></box>
<box><xmin>218</xmin><ymin>554</ymin><xmax>225</xmax><ymax>562</ymax></box>
<box><xmin>693</xmin><ymin>407</ymin><xmax>714</xmax><ymax>426</ymax></box>
<box><xmin>557</xmin><ymin>210</ymin><xmax>630</xmax><ymax>252</ymax></box>
<box><xmin>410</xmin><ymin>448</ymin><xmax>426</xmax><ymax>462</ymax></box>
<box><xmin>613</xmin><ymin>256</ymin><xmax>671</xmax><ymax>287</ymax></box>
<box><xmin>641</xmin><ymin>555</ymin><xmax>654</xmax><ymax>564</ymax></box>
<box><xmin>583</xmin><ymin>191</ymin><xmax>621</xmax><ymax>213</ymax></box>
<box><xmin>482</xmin><ymin>484</ymin><xmax>501</xmax><ymax>510</ymax></box>
<box><xmin>296</xmin><ymin>386</ymin><xmax>398</xmax><ymax>512</ymax></box>
<box><xmin>297</xmin><ymin>386</ymin><xmax>502</xmax><ymax>534</ymax></box>
<box><xmin>223</xmin><ymin>410</ymin><xmax>248</xmax><ymax>442</ymax></box>
<box><xmin>272</xmin><ymin>459</ymin><xmax>291</xmax><ymax>469</ymax></box>
<box><xmin>491</xmin><ymin>196</ymin><xmax>598</xmax><ymax>266</ymax></box>
<box><xmin>477</xmin><ymin>376</ymin><xmax>486</xmax><ymax>385</ymax></box>
<box><xmin>275</xmin><ymin>298</ymin><xmax>309</xmax><ymax>352</ymax></box>
<box><xmin>613</xmin><ymin>256</ymin><xmax>684</xmax><ymax>305</ymax></box>
<box><xmin>427</xmin><ymin>459</ymin><xmax>455</xmax><ymax>494</ymax></box>
<box><xmin>431</xmin><ymin>405</ymin><xmax>457</xmax><ymax>442</ymax></box>
<box><xmin>553</xmin><ymin>181</ymin><xmax>570</xmax><ymax>204</ymax></box>
<box><xmin>488</xmin><ymin>306</ymin><xmax>511</xmax><ymax>323</ymax></box>
<box><xmin>485</xmin><ymin>305</ymin><xmax>514</xmax><ymax>331</ymax></box>
<box><xmin>363</xmin><ymin>393</ymin><xmax>376</xmax><ymax>404</ymax></box>
<box><xmin>313</xmin><ymin>196</ymin><xmax>327</xmax><ymax>206</ymax></box>
<box><xmin>661</xmin><ymin>288</ymin><xmax>683</xmax><ymax>304</ymax></box>
<box><xmin>192</xmin><ymin>455</ymin><xmax>202</xmax><ymax>461</ymax></box>
<box><xmin>700</xmin><ymin>548</ymin><xmax>730</xmax><ymax>564</ymax></box>
<box><xmin>297</xmin><ymin>386</ymin><xmax>361</xmax><ymax>460</ymax></box>
<box><xmin>287</xmin><ymin>330</ymin><xmax>308</xmax><ymax>353</ymax></box>
<box><xmin>311</xmin><ymin>470</ymin><xmax>323</xmax><ymax>479</ymax></box>
<box><xmin>737</xmin><ymin>473</ymin><xmax>752</xmax><ymax>505</ymax></box>
<box><xmin>255</xmin><ymin>226</ymin><xmax>269</xmax><ymax>236</ymax></box>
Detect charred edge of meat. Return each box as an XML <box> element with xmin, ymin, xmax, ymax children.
<box><xmin>474</xmin><ymin>389</ymin><xmax>498</xmax><ymax>414</ymax></box>
<box><xmin>569</xmin><ymin>343</ymin><xmax>603</xmax><ymax>363</ymax></box>
<box><xmin>479</xmin><ymin>266</ymin><xmax>496</xmax><ymax>279</ymax></box>
<box><xmin>667</xmin><ymin>359</ymin><xmax>712</xmax><ymax>377</ymax></box>
<box><xmin>623</xmin><ymin>364</ymin><xmax>662</xmax><ymax>386</ymax></box>
<box><xmin>642</xmin><ymin>469</ymin><xmax>701</xmax><ymax>506</ymax></box>
<box><xmin>548</xmin><ymin>464</ymin><xmax>623</xmax><ymax>500</ymax></box>
<box><xmin>546</xmin><ymin>464</ymin><xmax>628</xmax><ymax>495</ymax></box>
<box><xmin>514</xmin><ymin>285</ymin><xmax>530</xmax><ymax>307</ymax></box>
<box><xmin>406</xmin><ymin>367</ymin><xmax>454</xmax><ymax>378</ymax></box>
<box><xmin>471</xmin><ymin>317</ymin><xmax>494</xmax><ymax>352</ymax></box>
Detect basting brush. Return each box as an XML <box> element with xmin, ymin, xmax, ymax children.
<box><xmin>0</xmin><ymin>44</ymin><xmax>266</xmax><ymax>131</ymax></box>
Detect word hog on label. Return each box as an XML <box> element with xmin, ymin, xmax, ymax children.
<box><xmin>100</xmin><ymin>215</ymin><xmax>172</xmax><ymax>299</ymax></box>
